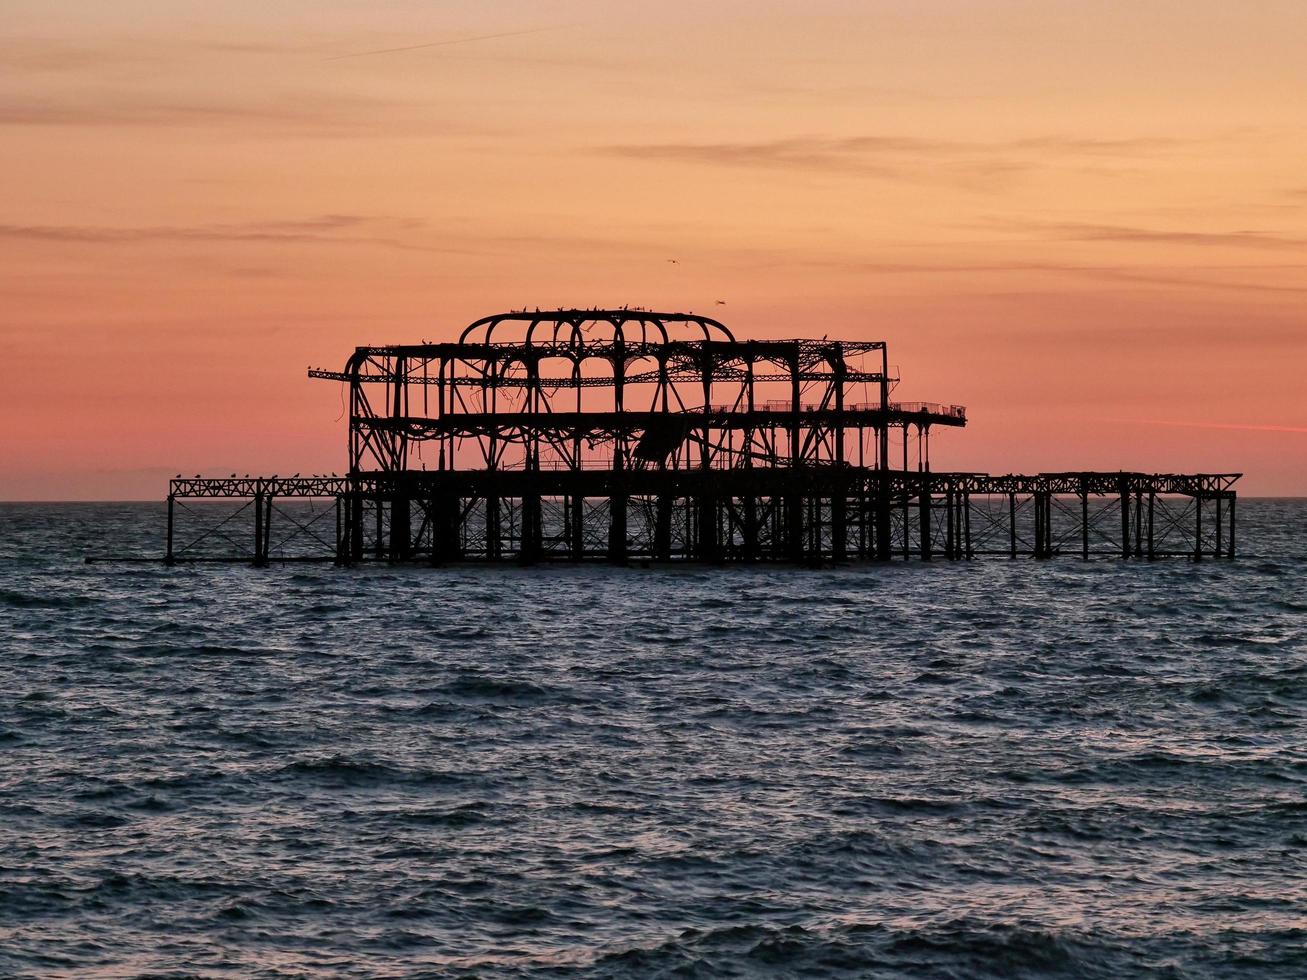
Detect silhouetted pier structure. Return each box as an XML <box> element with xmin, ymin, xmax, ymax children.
<box><xmin>156</xmin><ymin>310</ymin><xmax>1239</xmax><ymax>565</ymax></box>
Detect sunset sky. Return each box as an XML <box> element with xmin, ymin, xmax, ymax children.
<box><xmin>3</xmin><ymin>0</ymin><xmax>1305</xmax><ymax>498</ymax></box>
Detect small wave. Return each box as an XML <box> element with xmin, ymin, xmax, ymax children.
<box><xmin>0</xmin><ymin>587</ymin><xmax>92</xmax><ymax>609</ymax></box>
<box><xmin>434</xmin><ymin>675</ymin><xmax>575</xmax><ymax>704</ymax></box>
<box><xmin>276</xmin><ymin>754</ymin><xmax>465</xmax><ymax>788</ymax></box>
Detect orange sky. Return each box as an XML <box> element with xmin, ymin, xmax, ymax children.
<box><xmin>3</xmin><ymin>0</ymin><xmax>1305</xmax><ymax>498</ymax></box>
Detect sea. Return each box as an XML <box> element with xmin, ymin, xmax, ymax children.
<box><xmin>1</xmin><ymin>500</ymin><xmax>1304</xmax><ymax>978</ymax></box>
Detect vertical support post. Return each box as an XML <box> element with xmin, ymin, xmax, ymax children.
<box><xmin>1194</xmin><ymin>494</ymin><xmax>1203</xmax><ymax>562</ymax></box>
<box><xmin>1134</xmin><ymin>490</ymin><xmax>1143</xmax><ymax>559</ymax></box>
<box><xmin>348</xmin><ymin>491</ymin><xmax>363</xmax><ymax>563</ymax></box>
<box><xmin>486</xmin><ymin>493</ymin><xmax>500</xmax><ymax>560</ymax></box>
<box><xmin>743</xmin><ymin>494</ymin><xmax>759</xmax><ymax>562</ymax></box>
<box><xmin>428</xmin><ymin>495</ymin><xmax>439</xmax><ymax>566</ymax></box>
<box><xmin>919</xmin><ymin>478</ymin><xmax>932</xmax><ymax>560</ymax></box>
<box><xmin>1120</xmin><ymin>480</ymin><xmax>1131</xmax><ymax>559</ymax></box>
<box><xmin>253</xmin><ymin>489</ymin><xmax>265</xmax><ymax>567</ymax></box>
<box><xmin>609</xmin><ymin>488</ymin><xmax>628</xmax><ymax>564</ymax></box>
<box><xmin>335</xmin><ymin>494</ymin><xmax>344</xmax><ymax>565</ymax></box>
<box><xmin>165</xmin><ymin>493</ymin><xmax>175</xmax><ymax>565</ymax></box>
<box><xmin>1081</xmin><ymin>482</ymin><xmax>1090</xmax><ymax>560</ymax></box>
<box><xmin>786</xmin><ymin>491</ymin><xmax>804</xmax><ymax>563</ymax></box>
<box><xmin>433</xmin><ymin>491</ymin><xmax>463</xmax><ymax>564</ymax></box>
<box><xmin>1228</xmin><ymin>496</ymin><xmax>1237</xmax><ymax>558</ymax></box>
<box><xmin>698</xmin><ymin>493</ymin><xmax>721</xmax><ymax>563</ymax></box>
<box><xmin>263</xmin><ymin>493</ymin><xmax>274</xmax><ymax>564</ymax></box>
<box><xmin>1032</xmin><ymin>491</ymin><xmax>1041</xmax><ymax>558</ymax></box>
<box><xmin>655</xmin><ymin>493</ymin><xmax>673</xmax><ymax>561</ymax></box>
<box><xmin>1215</xmin><ymin>495</ymin><xmax>1223</xmax><ymax>559</ymax></box>
<box><xmin>901</xmin><ymin>479</ymin><xmax>911</xmax><ymax>560</ymax></box>
<box><xmin>1008</xmin><ymin>491</ymin><xmax>1017</xmax><ymax>558</ymax></box>
<box><xmin>570</xmin><ymin>494</ymin><xmax>585</xmax><ymax>560</ymax></box>
<box><xmin>944</xmin><ymin>482</ymin><xmax>955</xmax><ymax>560</ymax></box>
<box><xmin>390</xmin><ymin>493</ymin><xmax>411</xmax><ymax>562</ymax></box>
<box><xmin>1034</xmin><ymin>490</ymin><xmax>1051</xmax><ymax>559</ymax></box>
<box><xmin>875</xmin><ymin>472</ymin><xmax>891</xmax><ymax>561</ymax></box>
<box><xmin>963</xmin><ymin>492</ymin><xmax>972</xmax><ymax>559</ymax></box>
<box><xmin>520</xmin><ymin>493</ymin><xmax>542</xmax><ymax>565</ymax></box>
<box><xmin>831</xmin><ymin>490</ymin><xmax>847</xmax><ymax>562</ymax></box>
<box><xmin>1147</xmin><ymin>491</ymin><xmax>1155</xmax><ymax>560</ymax></box>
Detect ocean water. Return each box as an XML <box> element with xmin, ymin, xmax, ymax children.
<box><xmin>1</xmin><ymin>500</ymin><xmax>1305</xmax><ymax>979</ymax></box>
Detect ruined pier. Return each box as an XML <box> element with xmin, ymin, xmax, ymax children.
<box><xmin>153</xmin><ymin>310</ymin><xmax>1239</xmax><ymax>565</ymax></box>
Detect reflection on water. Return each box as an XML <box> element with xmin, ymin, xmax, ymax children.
<box><xmin>0</xmin><ymin>500</ymin><xmax>1305</xmax><ymax>977</ymax></box>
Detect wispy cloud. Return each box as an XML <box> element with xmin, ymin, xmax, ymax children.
<box><xmin>0</xmin><ymin>216</ymin><xmax>470</xmax><ymax>254</ymax></box>
<box><xmin>758</xmin><ymin>254</ymin><xmax>1307</xmax><ymax>296</ymax></box>
<box><xmin>0</xmin><ymin>93</ymin><xmax>412</xmax><ymax>133</ymax></box>
<box><xmin>1092</xmin><ymin>417</ymin><xmax>1307</xmax><ymax>434</ymax></box>
<box><xmin>602</xmin><ymin>133</ymin><xmax>1202</xmax><ymax>187</ymax></box>
<box><xmin>327</xmin><ymin>26</ymin><xmax>566</xmax><ymax>61</ymax></box>
<box><xmin>1001</xmin><ymin>219</ymin><xmax>1307</xmax><ymax>251</ymax></box>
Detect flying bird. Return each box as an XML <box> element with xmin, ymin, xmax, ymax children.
<box><xmin>715</xmin><ymin>300</ymin><xmax>726</xmax><ymax>305</ymax></box>
<box><xmin>667</xmin><ymin>259</ymin><xmax>678</xmax><ymax>264</ymax></box>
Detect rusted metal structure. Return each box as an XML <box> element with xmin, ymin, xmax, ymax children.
<box><xmin>153</xmin><ymin>309</ymin><xmax>1239</xmax><ymax>565</ymax></box>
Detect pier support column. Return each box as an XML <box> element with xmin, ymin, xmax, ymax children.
<box><xmin>390</xmin><ymin>495</ymin><xmax>411</xmax><ymax>561</ymax></box>
<box><xmin>349</xmin><ymin>493</ymin><xmax>364</xmax><ymax>564</ymax></box>
<box><xmin>963</xmin><ymin>492</ymin><xmax>973</xmax><ymax>559</ymax></box>
<box><xmin>786</xmin><ymin>493</ymin><xmax>804</xmax><ymax>563</ymax></box>
<box><xmin>1034</xmin><ymin>490</ymin><xmax>1051</xmax><ymax>559</ymax></box>
<box><xmin>335</xmin><ymin>495</ymin><xmax>344</xmax><ymax>565</ymax></box>
<box><xmin>165</xmin><ymin>494</ymin><xmax>175</xmax><ymax>565</ymax></box>
<box><xmin>901</xmin><ymin>487</ymin><xmax>911</xmax><ymax>560</ymax></box>
<box><xmin>918</xmin><ymin>484</ymin><xmax>932</xmax><ymax>560</ymax></box>
<box><xmin>485</xmin><ymin>495</ymin><xmax>500</xmax><ymax>560</ymax></box>
<box><xmin>608</xmin><ymin>490</ymin><xmax>628</xmax><ymax>564</ymax></box>
<box><xmin>1134</xmin><ymin>490</ymin><xmax>1143</xmax><ymax>558</ymax></box>
<box><xmin>432</xmin><ymin>492</ymin><xmax>462</xmax><ymax>564</ymax></box>
<box><xmin>831</xmin><ymin>488</ymin><xmax>847</xmax><ymax>562</ymax></box>
<box><xmin>875</xmin><ymin>476</ymin><xmax>892</xmax><ymax>561</ymax></box>
<box><xmin>654</xmin><ymin>494</ymin><xmax>673</xmax><ymax>560</ymax></box>
<box><xmin>697</xmin><ymin>494</ymin><xmax>721</xmax><ymax>563</ymax></box>
<box><xmin>1081</xmin><ymin>484</ymin><xmax>1090</xmax><ymax>560</ymax></box>
<box><xmin>944</xmin><ymin>484</ymin><xmax>955</xmax><ymax>560</ymax></box>
<box><xmin>569</xmin><ymin>495</ymin><xmax>585</xmax><ymax>560</ymax></box>
<box><xmin>520</xmin><ymin>494</ymin><xmax>542</xmax><ymax>565</ymax></box>
<box><xmin>742</xmin><ymin>495</ymin><xmax>759</xmax><ymax>562</ymax></box>
<box><xmin>1147</xmin><ymin>492</ymin><xmax>1156</xmax><ymax>560</ymax></box>
<box><xmin>1009</xmin><ymin>492</ymin><xmax>1017</xmax><ymax>559</ymax></box>
<box><xmin>253</xmin><ymin>491</ymin><xmax>266</xmax><ymax>567</ymax></box>
<box><xmin>1120</xmin><ymin>480</ymin><xmax>1131</xmax><ymax>559</ymax></box>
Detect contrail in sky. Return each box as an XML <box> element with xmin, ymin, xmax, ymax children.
<box><xmin>327</xmin><ymin>26</ymin><xmax>563</xmax><ymax>60</ymax></box>
<box><xmin>1094</xmin><ymin>417</ymin><xmax>1307</xmax><ymax>434</ymax></box>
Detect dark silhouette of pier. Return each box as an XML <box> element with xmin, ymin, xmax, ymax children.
<box><xmin>153</xmin><ymin>310</ymin><xmax>1239</xmax><ymax>565</ymax></box>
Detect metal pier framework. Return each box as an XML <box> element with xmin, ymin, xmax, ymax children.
<box><xmin>161</xmin><ymin>310</ymin><xmax>1239</xmax><ymax>565</ymax></box>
